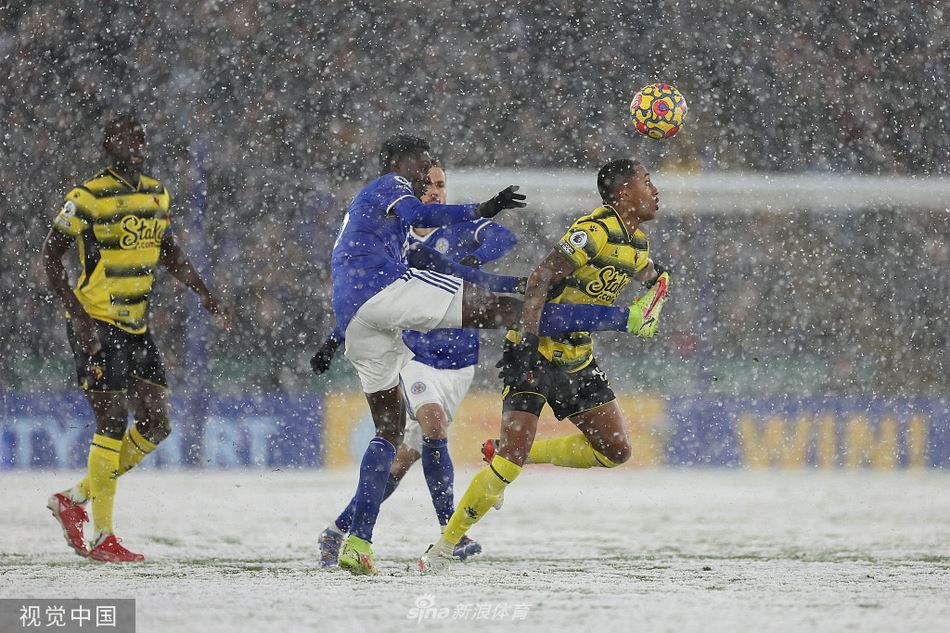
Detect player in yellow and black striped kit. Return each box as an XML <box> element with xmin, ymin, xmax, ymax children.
<box><xmin>42</xmin><ymin>115</ymin><xmax>230</xmax><ymax>563</ymax></box>
<box><xmin>421</xmin><ymin>158</ymin><xmax>671</xmax><ymax>571</ymax></box>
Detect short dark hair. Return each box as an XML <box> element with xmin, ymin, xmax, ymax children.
<box><xmin>103</xmin><ymin>113</ymin><xmax>141</xmax><ymax>145</ymax></box>
<box><xmin>597</xmin><ymin>159</ymin><xmax>641</xmax><ymax>203</ymax></box>
<box><xmin>379</xmin><ymin>134</ymin><xmax>430</xmax><ymax>173</ymax></box>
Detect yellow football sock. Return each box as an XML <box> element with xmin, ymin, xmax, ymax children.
<box><xmin>72</xmin><ymin>426</ymin><xmax>160</xmax><ymax>498</ymax></box>
<box><xmin>118</xmin><ymin>425</ymin><xmax>158</xmax><ymax>475</ymax></box>
<box><xmin>73</xmin><ymin>477</ymin><xmax>92</xmax><ymax>503</ymax></box>
<box><xmin>87</xmin><ymin>434</ymin><xmax>122</xmax><ymax>535</ymax></box>
<box><xmin>529</xmin><ymin>433</ymin><xmax>618</xmax><ymax>468</ymax></box>
<box><xmin>443</xmin><ymin>455</ymin><xmax>521</xmax><ymax>544</ymax></box>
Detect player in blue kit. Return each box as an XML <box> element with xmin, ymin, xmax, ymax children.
<box><xmin>323</xmin><ymin>134</ymin><xmax>667</xmax><ymax>575</ymax></box>
<box><xmin>314</xmin><ymin>161</ymin><xmax>516</xmax><ymax>565</ymax></box>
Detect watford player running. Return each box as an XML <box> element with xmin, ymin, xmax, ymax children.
<box><xmin>420</xmin><ymin>159</ymin><xmax>670</xmax><ymax>572</ymax></box>
<box><xmin>42</xmin><ymin>115</ymin><xmax>229</xmax><ymax>562</ymax></box>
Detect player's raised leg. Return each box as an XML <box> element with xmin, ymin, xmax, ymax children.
<box><xmin>460</xmin><ymin>281</ymin><xmax>658</xmax><ymax>337</ymax></box>
<box><xmin>529</xmin><ymin>401</ymin><xmax>631</xmax><ymax>468</ymax></box>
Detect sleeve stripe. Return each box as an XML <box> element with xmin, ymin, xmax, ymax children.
<box><xmin>385</xmin><ymin>194</ymin><xmax>415</xmax><ymax>215</ymax></box>
<box><xmin>473</xmin><ymin>219</ymin><xmax>490</xmax><ymax>241</ymax></box>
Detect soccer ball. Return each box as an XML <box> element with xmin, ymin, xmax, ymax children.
<box><xmin>629</xmin><ymin>83</ymin><xmax>688</xmax><ymax>139</ymax></box>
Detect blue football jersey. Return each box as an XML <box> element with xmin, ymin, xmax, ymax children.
<box><xmin>330</xmin><ymin>173</ymin><xmax>478</xmax><ymax>333</ymax></box>
<box><xmin>402</xmin><ymin>219</ymin><xmax>517</xmax><ymax>370</ymax></box>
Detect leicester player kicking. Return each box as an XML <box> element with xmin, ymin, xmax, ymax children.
<box><xmin>42</xmin><ymin>115</ymin><xmax>230</xmax><ymax>562</ymax></box>
<box><xmin>419</xmin><ymin>159</ymin><xmax>671</xmax><ymax>573</ymax></box>
<box><xmin>314</xmin><ymin>161</ymin><xmax>516</xmax><ymax>565</ymax></box>
<box><xmin>327</xmin><ymin>137</ymin><xmax>659</xmax><ymax>575</ymax></box>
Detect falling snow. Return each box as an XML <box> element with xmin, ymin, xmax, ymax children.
<box><xmin>1</xmin><ymin>2</ymin><xmax>949</xmax><ymax>631</ymax></box>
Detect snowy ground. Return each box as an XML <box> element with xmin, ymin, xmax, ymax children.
<box><xmin>1</xmin><ymin>468</ymin><xmax>949</xmax><ymax>632</ymax></box>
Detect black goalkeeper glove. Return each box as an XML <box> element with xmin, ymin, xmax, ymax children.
<box><xmin>477</xmin><ymin>185</ymin><xmax>526</xmax><ymax>219</ymax></box>
<box><xmin>495</xmin><ymin>332</ymin><xmax>545</xmax><ymax>390</ymax></box>
<box><xmin>458</xmin><ymin>254</ymin><xmax>482</xmax><ymax>268</ymax></box>
<box><xmin>310</xmin><ymin>336</ymin><xmax>340</xmax><ymax>375</ymax></box>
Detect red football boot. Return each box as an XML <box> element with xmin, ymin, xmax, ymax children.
<box><xmin>47</xmin><ymin>493</ymin><xmax>89</xmax><ymax>557</ymax></box>
<box><xmin>481</xmin><ymin>439</ymin><xmax>499</xmax><ymax>464</ymax></box>
<box><xmin>480</xmin><ymin>440</ymin><xmax>505</xmax><ymax>510</ymax></box>
<box><xmin>88</xmin><ymin>534</ymin><xmax>145</xmax><ymax>563</ymax></box>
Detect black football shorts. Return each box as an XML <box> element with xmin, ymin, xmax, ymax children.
<box><xmin>66</xmin><ymin>319</ymin><xmax>167</xmax><ymax>392</ymax></box>
<box><xmin>502</xmin><ymin>357</ymin><xmax>615</xmax><ymax>421</ymax></box>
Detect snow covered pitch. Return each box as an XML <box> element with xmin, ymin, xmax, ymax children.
<box><xmin>2</xmin><ymin>468</ymin><xmax>948</xmax><ymax>632</ymax></box>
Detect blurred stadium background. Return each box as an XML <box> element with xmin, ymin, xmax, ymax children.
<box><xmin>2</xmin><ymin>1</ymin><xmax>949</xmax><ymax>471</ymax></box>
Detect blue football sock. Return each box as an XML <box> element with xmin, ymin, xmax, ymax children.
<box><xmin>421</xmin><ymin>436</ymin><xmax>454</xmax><ymax>526</ymax></box>
<box><xmin>350</xmin><ymin>436</ymin><xmax>397</xmax><ymax>542</ymax></box>
<box><xmin>540</xmin><ymin>303</ymin><xmax>629</xmax><ymax>336</ymax></box>
<box><xmin>333</xmin><ymin>496</ymin><xmax>358</xmax><ymax>534</ymax></box>
<box><xmin>335</xmin><ymin>472</ymin><xmax>402</xmax><ymax>534</ymax></box>
<box><xmin>382</xmin><ymin>472</ymin><xmax>402</xmax><ymax>501</ymax></box>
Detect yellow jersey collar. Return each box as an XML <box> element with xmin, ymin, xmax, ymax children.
<box><xmin>106</xmin><ymin>166</ymin><xmax>142</xmax><ymax>191</ymax></box>
<box><xmin>601</xmin><ymin>204</ymin><xmax>632</xmax><ymax>242</ymax></box>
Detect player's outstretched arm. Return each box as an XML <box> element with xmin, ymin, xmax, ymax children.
<box><xmin>394</xmin><ymin>185</ymin><xmax>526</xmax><ymax>228</ymax></box>
<box><xmin>461</xmin><ymin>220</ymin><xmax>518</xmax><ymax>268</ymax></box>
<box><xmin>159</xmin><ymin>231</ymin><xmax>231</xmax><ymax>329</ymax></box>
<box><xmin>519</xmin><ymin>249</ymin><xmax>575</xmax><ymax>336</ymax></box>
<box><xmin>490</xmin><ymin>248</ymin><xmax>575</xmax><ymax>384</ymax></box>
<box><xmin>42</xmin><ymin>228</ymin><xmax>101</xmax><ymax>355</ymax></box>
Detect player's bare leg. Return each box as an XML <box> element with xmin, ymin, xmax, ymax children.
<box><xmin>390</xmin><ymin>444</ymin><xmax>420</xmax><ymax>480</ymax></box>
<box><xmin>88</xmin><ymin>393</ymin><xmax>130</xmax><ymax>440</ymax></box>
<box><xmin>460</xmin><ymin>283</ymin><xmax>525</xmax><ymax>329</ymax></box>
<box><xmin>570</xmin><ymin>402</ymin><xmax>631</xmax><ymax>465</ymax></box>
<box><xmin>523</xmin><ymin>401</ymin><xmax>632</xmax><ymax>469</ymax></box>
<box><xmin>365</xmin><ymin>386</ymin><xmax>407</xmax><ymax>448</ymax></box>
<box><xmin>127</xmin><ymin>377</ymin><xmax>172</xmax><ymax>448</ymax></box>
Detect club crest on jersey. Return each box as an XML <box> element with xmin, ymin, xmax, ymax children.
<box><xmin>435</xmin><ymin>238</ymin><xmax>449</xmax><ymax>254</ymax></box>
<box><xmin>411</xmin><ymin>381</ymin><xmax>427</xmax><ymax>395</ymax></box>
<box><xmin>82</xmin><ymin>363</ymin><xmax>104</xmax><ymax>390</ymax></box>
<box><xmin>55</xmin><ymin>201</ymin><xmax>77</xmax><ymax>229</ymax></box>
<box><xmin>569</xmin><ymin>231</ymin><xmax>589</xmax><ymax>248</ymax></box>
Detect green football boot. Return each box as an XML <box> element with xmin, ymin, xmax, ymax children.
<box><xmin>627</xmin><ymin>272</ymin><xmax>670</xmax><ymax>338</ymax></box>
<box><xmin>338</xmin><ymin>535</ymin><xmax>377</xmax><ymax>576</ymax></box>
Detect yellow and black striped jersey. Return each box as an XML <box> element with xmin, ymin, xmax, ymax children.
<box><xmin>535</xmin><ymin>205</ymin><xmax>650</xmax><ymax>372</ymax></box>
<box><xmin>52</xmin><ymin>167</ymin><xmax>171</xmax><ymax>334</ymax></box>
